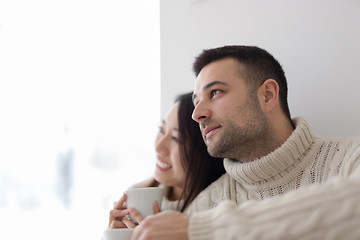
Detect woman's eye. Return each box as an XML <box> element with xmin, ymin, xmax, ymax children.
<box><xmin>171</xmin><ymin>136</ymin><xmax>179</xmax><ymax>143</ymax></box>
<box><xmin>158</xmin><ymin>126</ymin><xmax>164</xmax><ymax>133</ymax></box>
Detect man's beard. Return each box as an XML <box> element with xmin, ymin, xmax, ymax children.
<box><xmin>206</xmin><ymin>99</ymin><xmax>271</xmax><ymax>161</ymax></box>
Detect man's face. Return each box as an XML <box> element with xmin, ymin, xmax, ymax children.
<box><xmin>192</xmin><ymin>58</ymin><xmax>270</xmax><ymax>161</ymax></box>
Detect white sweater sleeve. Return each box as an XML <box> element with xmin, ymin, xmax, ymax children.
<box><xmin>189</xmin><ymin>176</ymin><xmax>360</xmax><ymax>240</ymax></box>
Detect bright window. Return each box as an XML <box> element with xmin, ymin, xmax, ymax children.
<box><xmin>0</xmin><ymin>1</ymin><xmax>160</xmax><ymax>239</ymax></box>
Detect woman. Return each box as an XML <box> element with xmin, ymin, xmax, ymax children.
<box><xmin>108</xmin><ymin>92</ymin><xmax>225</xmax><ymax>228</ymax></box>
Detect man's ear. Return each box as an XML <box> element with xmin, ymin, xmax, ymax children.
<box><xmin>258</xmin><ymin>79</ymin><xmax>279</xmax><ymax>113</ymax></box>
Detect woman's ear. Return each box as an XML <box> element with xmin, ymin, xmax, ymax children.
<box><xmin>258</xmin><ymin>79</ymin><xmax>279</xmax><ymax>113</ymax></box>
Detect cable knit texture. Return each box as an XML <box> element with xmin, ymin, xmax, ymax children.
<box><xmin>185</xmin><ymin>117</ymin><xmax>360</xmax><ymax>240</ymax></box>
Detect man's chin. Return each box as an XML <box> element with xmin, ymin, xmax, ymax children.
<box><xmin>206</xmin><ymin>145</ymin><xmax>220</xmax><ymax>158</ymax></box>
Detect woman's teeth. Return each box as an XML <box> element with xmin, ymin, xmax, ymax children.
<box><xmin>157</xmin><ymin>160</ymin><xmax>171</xmax><ymax>169</ymax></box>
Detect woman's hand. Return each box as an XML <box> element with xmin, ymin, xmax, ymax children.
<box><xmin>109</xmin><ymin>194</ymin><xmax>162</xmax><ymax>229</ymax></box>
<box><xmin>128</xmin><ymin>200</ymin><xmax>161</xmax><ymax>224</ymax></box>
<box><xmin>108</xmin><ymin>194</ymin><xmax>135</xmax><ymax>228</ymax></box>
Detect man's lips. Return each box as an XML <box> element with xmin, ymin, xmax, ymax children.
<box><xmin>203</xmin><ymin>125</ymin><xmax>221</xmax><ymax>138</ymax></box>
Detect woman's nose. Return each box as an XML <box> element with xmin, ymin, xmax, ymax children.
<box><xmin>155</xmin><ymin>134</ymin><xmax>169</xmax><ymax>155</ymax></box>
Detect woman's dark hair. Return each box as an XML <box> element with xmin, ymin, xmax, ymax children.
<box><xmin>175</xmin><ymin>92</ymin><xmax>225</xmax><ymax>212</ymax></box>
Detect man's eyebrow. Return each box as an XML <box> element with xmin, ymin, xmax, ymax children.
<box><xmin>193</xmin><ymin>80</ymin><xmax>229</xmax><ymax>102</ymax></box>
<box><xmin>203</xmin><ymin>80</ymin><xmax>229</xmax><ymax>90</ymax></box>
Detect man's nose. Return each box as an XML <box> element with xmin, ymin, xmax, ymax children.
<box><xmin>192</xmin><ymin>101</ymin><xmax>211</xmax><ymax>123</ymax></box>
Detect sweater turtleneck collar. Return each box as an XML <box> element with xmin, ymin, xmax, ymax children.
<box><xmin>223</xmin><ymin>117</ymin><xmax>313</xmax><ymax>185</ymax></box>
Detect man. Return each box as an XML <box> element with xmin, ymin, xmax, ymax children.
<box><xmin>131</xmin><ymin>46</ymin><xmax>360</xmax><ymax>239</ymax></box>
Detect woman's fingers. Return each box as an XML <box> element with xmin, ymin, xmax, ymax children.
<box><xmin>129</xmin><ymin>208</ymin><xmax>144</xmax><ymax>224</ymax></box>
<box><xmin>110</xmin><ymin>194</ymin><xmax>160</xmax><ymax>229</ymax></box>
<box><xmin>109</xmin><ymin>209</ymin><xmax>129</xmax><ymax>227</ymax></box>
<box><xmin>113</xmin><ymin>194</ymin><xmax>127</xmax><ymax>210</ymax></box>
<box><xmin>109</xmin><ymin>194</ymin><xmax>128</xmax><ymax>226</ymax></box>
<box><xmin>109</xmin><ymin>219</ymin><xmax>127</xmax><ymax>229</ymax></box>
<box><xmin>153</xmin><ymin>200</ymin><xmax>161</xmax><ymax>214</ymax></box>
<box><xmin>122</xmin><ymin>217</ymin><xmax>137</xmax><ymax>229</ymax></box>
<box><xmin>110</xmin><ymin>209</ymin><xmax>130</xmax><ymax>219</ymax></box>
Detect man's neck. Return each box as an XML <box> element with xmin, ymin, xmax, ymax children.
<box><xmin>236</xmin><ymin>118</ymin><xmax>295</xmax><ymax>163</ymax></box>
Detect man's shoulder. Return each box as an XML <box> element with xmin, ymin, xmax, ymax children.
<box><xmin>312</xmin><ymin>136</ymin><xmax>360</xmax><ymax>160</ymax></box>
<box><xmin>315</xmin><ymin>136</ymin><xmax>360</xmax><ymax>175</ymax></box>
<box><xmin>214</xmin><ymin>172</ymin><xmax>233</xmax><ymax>185</ymax></box>
<box><xmin>336</xmin><ymin>136</ymin><xmax>360</xmax><ymax>158</ymax></box>
<box><xmin>313</xmin><ymin>135</ymin><xmax>360</xmax><ymax>146</ymax></box>
<box><xmin>184</xmin><ymin>173</ymin><xmax>231</xmax><ymax>214</ymax></box>
<box><xmin>202</xmin><ymin>172</ymin><xmax>230</xmax><ymax>190</ymax></box>
<box><xmin>195</xmin><ymin>172</ymin><xmax>231</xmax><ymax>195</ymax></box>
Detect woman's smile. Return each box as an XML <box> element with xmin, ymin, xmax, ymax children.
<box><xmin>156</xmin><ymin>158</ymin><xmax>172</xmax><ymax>171</ymax></box>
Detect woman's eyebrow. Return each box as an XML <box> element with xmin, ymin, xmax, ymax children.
<box><xmin>161</xmin><ymin>120</ymin><xmax>178</xmax><ymax>131</ymax></box>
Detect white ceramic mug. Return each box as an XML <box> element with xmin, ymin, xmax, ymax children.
<box><xmin>124</xmin><ymin>187</ymin><xmax>163</xmax><ymax>222</ymax></box>
<box><xmin>103</xmin><ymin>228</ymin><xmax>134</xmax><ymax>240</ymax></box>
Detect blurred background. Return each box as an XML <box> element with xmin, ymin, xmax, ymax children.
<box><xmin>0</xmin><ymin>1</ymin><xmax>159</xmax><ymax>239</ymax></box>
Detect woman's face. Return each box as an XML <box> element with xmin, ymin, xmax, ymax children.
<box><xmin>154</xmin><ymin>102</ymin><xmax>186</xmax><ymax>189</ymax></box>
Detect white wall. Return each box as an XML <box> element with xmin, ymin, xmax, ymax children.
<box><xmin>160</xmin><ymin>0</ymin><xmax>360</xmax><ymax>137</ymax></box>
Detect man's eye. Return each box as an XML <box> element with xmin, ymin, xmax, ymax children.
<box><xmin>210</xmin><ymin>89</ymin><xmax>221</xmax><ymax>98</ymax></box>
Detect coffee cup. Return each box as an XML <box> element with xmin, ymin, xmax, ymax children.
<box><xmin>103</xmin><ymin>228</ymin><xmax>134</xmax><ymax>240</ymax></box>
<box><xmin>124</xmin><ymin>187</ymin><xmax>163</xmax><ymax>222</ymax></box>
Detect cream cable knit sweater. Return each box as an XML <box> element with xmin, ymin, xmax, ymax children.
<box><xmin>185</xmin><ymin>118</ymin><xmax>360</xmax><ymax>240</ymax></box>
